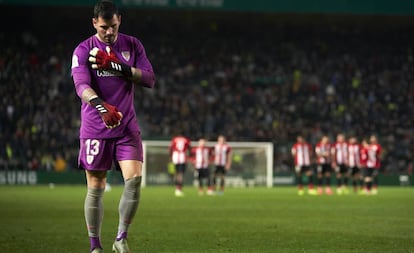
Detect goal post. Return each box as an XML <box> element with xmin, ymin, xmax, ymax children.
<box><xmin>142</xmin><ymin>140</ymin><xmax>274</xmax><ymax>188</ymax></box>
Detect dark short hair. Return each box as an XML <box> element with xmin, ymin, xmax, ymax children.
<box><xmin>93</xmin><ymin>0</ymin><xmax>119</xmax><ymax>20</ymax></box>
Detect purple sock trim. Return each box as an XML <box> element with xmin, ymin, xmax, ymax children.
<box><xmin>116</xmin><ymin>231</ymin><xmax>128</xmax><ymax>241</ymax></box>
<box><xmin>89</xmin><ymin>237</ymin><xmax>102</xmax><ymax>251</ymax></box>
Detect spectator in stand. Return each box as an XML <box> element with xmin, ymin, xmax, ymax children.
<box><xmin>54</xmin><ymin>153</ymin><xmax>67</xmax><ymax>173</ymax></box>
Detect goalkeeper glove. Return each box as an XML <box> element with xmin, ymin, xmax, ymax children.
<box><xmin>89</xmin><ymin>46</ymin><xmax>132</xmax><ymax>77</ymax></box>
<box><xmin>89</xmin><ymin>97</ymin><xmax>122</xmax><ymax>128</ymax></box>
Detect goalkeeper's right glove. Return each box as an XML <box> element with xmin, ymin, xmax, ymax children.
<box><xmin>89</xmin><ymin>97</ymin><xmax>122</xmax><ymax>129</ymax></box>
<box><xmin>88</xmin><ymin>46</ymin><xmax>132</xmax><ymax>77</ymax></box>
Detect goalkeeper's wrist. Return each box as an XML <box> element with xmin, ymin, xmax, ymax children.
<box><xmin>120</xmin><ymin>63</ymin><xmax>132</xmax><ymax>77</ymax></box>
<box><xmin>111</xmin><ymin>62</ymin><xmax>132</xmax><ymax>77</ymax></box>
<box><xmin>89</xmin><ymin>97</ymin><xmax>108</xmax><ymax>114</ymax></box>
<box><xmin>89</xmin><ymin>96</ymin><xmax>103</xmax><ymax>107</ymax></box>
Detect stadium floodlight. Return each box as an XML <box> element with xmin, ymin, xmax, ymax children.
<box><xmin>142</xmin><ymin>141</ymin><xmax>274</xmax><ymax>188</ymax></box>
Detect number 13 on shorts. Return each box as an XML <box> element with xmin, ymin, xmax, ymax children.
<box><xmin>85</xmin><ymin>139</ymin><xmax>100</xmax><ymax>164</ymax></box>
<box><xmin>79</xmin><ymin>138</ymin><xmax>113</xmax><ymax>171</ymax></box>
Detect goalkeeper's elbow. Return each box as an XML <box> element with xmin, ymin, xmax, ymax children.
<box><xmin>139</xmin><ymin>70</ymin><xmax>155</xmax><ymax>88</ymax></box>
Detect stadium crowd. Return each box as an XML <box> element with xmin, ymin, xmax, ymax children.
<box><xmin>0</xmin><ymin>9</ymin><xmax>413</xmax><ymax>176</ymax></box>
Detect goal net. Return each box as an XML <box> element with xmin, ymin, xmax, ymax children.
<box><xmin>142</xmin><ymin>141</ymin><xmax>274</xmax><ymax>188</ymax></box>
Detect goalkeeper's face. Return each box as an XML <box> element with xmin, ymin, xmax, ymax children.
<box><xmin>93</xmin><ymin>14</ymin><xmax>121</xmax><ymax>45</ymax></box>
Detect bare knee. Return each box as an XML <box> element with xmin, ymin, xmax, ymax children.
<box><xmin>86</xmin><ymin>170</ymin><xmax>107</xmax><ymax>189</ymax></box>
<box><xmin>119</xmin><ymin>160</ymin><xmax>142</xmax><ymax>180</ymax></box>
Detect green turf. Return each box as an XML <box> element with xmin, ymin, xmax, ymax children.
<box><xmin>0</xmin><ymin>185</ymin><xmax>413</xmax><ymax>253</ymax></box>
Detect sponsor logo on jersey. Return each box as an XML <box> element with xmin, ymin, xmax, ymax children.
<box><xmin>96</xmin><ymin>70</ymin><xmax>122</xmax><ymax>77</ymax></box>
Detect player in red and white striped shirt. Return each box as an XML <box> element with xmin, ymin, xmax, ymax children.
<box><xmin>365</xmin><ymin>135</ymin><xmax>382</xmax><ymax>194</ymax></box>
<box><xmin>348</xmin><ymin>136</ymin><xmax>363</xmax><ymax>193</ymax></box>
<box><xmin>212</xmin><ymin>135</ymin><xmax>232</xmax><ymax>195</ymax></box>
<box><xmin>291</xmin><ymin>135</ymin><xmax>317</xmax><ymax>195</ymax></box>
<box><xmin>331</xmin><ymin>133</ymin><xmax>349</xmax><ymax>194</ymax></box>
<box><xmin>169</xmin><ymin>135</ymin><xmax>191</xmax><ymax>196</ymax></box>
<box><xmin>315</xmin><ymin>135</ymin><xmax>333</xmax><ymax>195</ymax></box>
<box><xmin>359</xmin><ymin>138</ymin><xmax>369</xmax><ymax>193</ymax></box>
<box><xmin>190</xmin><ymin>138</ymin><xmax>214</xmax><ymax>195</ymax></box>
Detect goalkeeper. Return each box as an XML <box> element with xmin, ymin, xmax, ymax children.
<box><xmin>71</xmin><ymin>1</ymin><xmax>155</xmax><ymax>253</ymax></box>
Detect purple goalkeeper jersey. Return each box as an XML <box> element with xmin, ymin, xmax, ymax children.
<box><xmin>71</xmin><ymin>33</ymin><xmax>154</xmax><ymax>139</ymax></box>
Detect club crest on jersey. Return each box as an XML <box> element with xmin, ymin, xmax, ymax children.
<box><xmin>121</xmin><ymin>51</ymin><xmax>130</xmax><ymax>61</ymax></box>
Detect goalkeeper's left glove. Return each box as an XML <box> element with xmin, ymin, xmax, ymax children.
<box><xmin>89</xmin><ymin>46</ymin><xmax>132</xmax><ymax>77</ymax></box>
<box><xmin>89</xmin><ymin>97</ymin><xmax>122</xmax><ymax>129</ymax></box>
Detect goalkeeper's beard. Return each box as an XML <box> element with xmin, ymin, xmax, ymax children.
<box><xmin>104</xmin><ymin>35</ymin><xmax>116</xmax><ymax>44</ymax></box>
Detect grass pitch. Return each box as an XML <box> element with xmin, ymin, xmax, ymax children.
<box><xmin>0</xmin><ymin>185</ymin><xmax>412</xmax><ymax>253</ymax></box>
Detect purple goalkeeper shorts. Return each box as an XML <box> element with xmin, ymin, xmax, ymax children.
<box><xmin>78</xmin><ymin>131</ymin><xmax>143</xmax><ymax>171</ymax></box>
